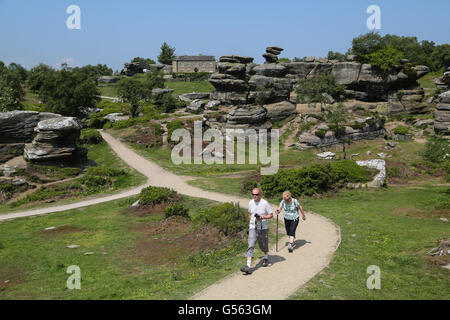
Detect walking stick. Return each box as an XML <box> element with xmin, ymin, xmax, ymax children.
<box><xmin>276</xmin><ymin>212</ymin><xmax>279</xmax><ymax>252</ymax></box>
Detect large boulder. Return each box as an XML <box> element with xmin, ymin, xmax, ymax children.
<box><xmin>253</xmin><ymin>64</ymin><xmax>287</xmax><ymax>77</ymax></box>
<box><xmin>264</xmin><ymin>101</ymin><xmax>297</xmax><ymax>122</ymax></box>
<box><xmin>280</xmin><ymin>62</ymin><xmax>315</xmax><ymax>79</ymax></box>
<box><xmin>219</xmin><ymin>55</ymin><xmax>254</xmax><ymax>64</ymax></box>
<box><xmin>216</xmin><ymin>63</ymin><xmax>247</xmax><ymax>79</ymax></box>
<box><xmin>24</xmin><ymin>117</ymin><xmax>86</xmax><ymax>163</ymax></box>
<box><xmin>0</xmin><ymin>111</ymin><xmax>62</xmax><ymax>144</ymax></box>
<box><xmin>331</xmin><ymin>62</ymin><xmax>361</xmax><ymax>85</ymax></box>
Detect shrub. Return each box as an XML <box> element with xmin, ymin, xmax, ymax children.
<box><xmin>139</xmin><ymin>186</ymin><xmax>178</xmax><ymax>206</ymax></box>
<box><xmin>167</xmin><ymin>120</ymin><xmax>184</xmax><ymax>141</ymax></box>
<box><xmin>296</xmin><ymin>74</ymin><xmax>345</xmax><ymax>103</ymax></box>
<box><xmin>163</xmin><ymin>203</ymin><xmax>190</xmax><ymax>220</ymax></box>
<box><xmin>192</xmin><ymin>202</ymin><xmax>248</xmax><ymax>236</ymax></box>
<box><xmin>241</xmin><ymin>179</ymin><xmax>258</xmax><ymax>193</ymax></box>
<box><xmin>421</xmin><ymin>135</ymin><xmax>450</xmax><ymax>164</ymax></box>
<box><xmin>445</xmin><ymin>162</ymin><xmax>450</xmax><ymax>182</ymax></box>
<box><xmin>315</xmin><ymin>129</ymin><xmax>327</xmax><ymax>138</ymax></box>
<box><xmin>393</xmin><ymin>126</ymin><xmax>410</xmax><ymax>135</ymax></box>
<box><xmin>261</xmin><ymin>161</ymin><xmax>372</xmax><ymax>197</ymax></box>
<box><xmin>80</xmin><ymin>129</ymin><xmax>103</xmax><ymax>144</ymax></box>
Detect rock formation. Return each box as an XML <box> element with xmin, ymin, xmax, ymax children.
<box><xmin>434</xmin><ymin>91</ymin><xmax>450</xmax><ymax>135</ymax></box>
<box><xmin>0</xmin><ymin>111</ymin><xmax>62</xmax><ymax>162</ymax></box>
<box><xmin>296</xmin><ymin>116</ymin><xmax>385</xmax><ymax>150</ymax></box>
<box><xmin>24</xmin><ymin>117</ymin><xmax>87</xmax><ymax>164</ymax></box>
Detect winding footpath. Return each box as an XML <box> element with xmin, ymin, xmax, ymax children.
<box><xmin>0</xmin><ymin>130</ymin><xmax>341</xmax><ymax>300</ymax></box>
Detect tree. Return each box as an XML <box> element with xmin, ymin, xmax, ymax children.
<box><xmin>38</xmin><ymin>67</ymin><xmax>100</xmax><ymax>117</ymax></box>
<box><xmin>366</xmin><ymin>46</ymin><xmax>404</xmax><ymax>77</ymax></box>
<box><xmin>430</xmin><ymin>44</ymin><xmax>450</xmax><ymax>71</ymax></box>
<box><xmin>131</xmin><ymin>57</ymin><xmax>156</xmax><ymax>65</ymax></box>
<box><xmin>28</xmin><ymin>64</ymin><xmax>55</xmax><ymax>92</ymax></box>
<box><xmin>349</xmin><ymin>32</ymin><xmax>385</xmax><ymax>63</ymax></box>
<box><xmin>117</xmin><ymin>78</ymin><xmax>148</xmax><ymax>118</ymax></box>
<box><xmin>8</xmin><ymin>63</ymin><xmax>28</xmax><ymax>82</ymax></box>
<box><xmin>158</xmin><ymin>42</ymin><xmax>176</xmax><ymax>65</ymax></box>
<box><xmin>327</xmin><ymin>51</ymin><xmax>346</xmax><ymax>62</ymax></box>
<box><xmin>144</xmin><ymin>68</ymin><xmax>164</xmax><ymax>90</ymax></box>
<box><xmin>0</xmin><ymin>61</ymin><xmax>25</xmax><ymax>111</ymax></box>
<box><xmin>322</xmin><ymin>103</ymin><xmax>350</xmax><ymax>159</ymax></box>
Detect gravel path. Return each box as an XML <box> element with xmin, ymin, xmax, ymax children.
<box><xmin>0</xmin><ymin>130</ymin><xmax>341</xmax><ymax>300</ymax></box>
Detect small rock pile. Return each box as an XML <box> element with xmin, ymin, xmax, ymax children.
<box><xmin>24</xmin><ymin>117</ymin><xmax>87</xmax><ymax>164</ymax></box>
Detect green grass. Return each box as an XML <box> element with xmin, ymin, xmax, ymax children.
<box><xmin>0</xmin><ymin>195</ymin><xmax>253</xmax><ymax>299</ymax></box>
<box><xmin>418</xmin><ymin>71</ymin><xmax>443</xmax><ymax>97</ymax></box>
<box><xmin>96</xmin><ymin>81</ymin><xmax>214</xmax><ymax>98</ymax></box>
<box><xmin>288</xmin><ymin>185</ymin><xmax>450</xmax><ymax>300</ymax></box>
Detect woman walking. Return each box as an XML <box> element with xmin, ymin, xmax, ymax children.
<box><xmin>275</xmin><ymin>191</ymin><xmax>306</xmax><ymax>252</ymax></box>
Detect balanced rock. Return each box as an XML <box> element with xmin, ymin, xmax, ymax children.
<box><xmin>264</xmin><ymin>101</ymin><xmax>297</xmax><ymax>122</ymax></box>
<box><xmin>24</xmin><ymin>117</ymin><xmax>86</xmax><ymax>163</ymax></box>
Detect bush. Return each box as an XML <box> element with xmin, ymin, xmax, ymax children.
<box><xmin>172</xmin><ymin>72</ymin><xmax>211</xmax><ymax>82</ymax></box>
<box><xmin>421</xmin><ymin>135</ymin><xmax>450</xmax><ymax>164</ymax></box>
<box><xmin>139</xmin><ymin>186</ymin><xmax>178</xmax><ymax>206</ymax></box>
<box><xmin>261</xmin><ymin>161</ymin><xmax>372</xmax><ymax>197</ymax></box>
<box><xmin>296</xmin><ymin>74</ymin><xmax>345</xmax><ymax>103</ymax></box>
<box><xmin>241</xmin><ymin>179</ymin><xmax>258</xmax><ymax>193</ymax></box>
<box><xmin>192</xmin><ymin>202</ymin><xmax>248</xmax><ymax>236</ymax></box>
<box><xmin>315</xmin><ymin>129</ymin><xmax>327</xmax><ymax>138</ymax></box>
<box><xmin>445</xmin><ymin>162</ymin><xmax>450</xmax><ymax>182</ymax></box>
<box><xmin>80</xmin><ymin>129</ymin><xmax>103</xmax><ymax>144</ymax></box>
<box><xmin>163</xmin><ymin>203</ymin><xmax>190</xmax><ymax>220</ymax></box>
<box><xmin>393</xmin><ymin>126</ymin><xmax>410</xmax><ymax>135</ymax></box>
<box><xmin>167</xmin><ymin>120</ymin><xmax>184</xmax><ymax>141</ymax></box>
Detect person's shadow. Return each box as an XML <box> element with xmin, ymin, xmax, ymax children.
<box><xmin>284</xmin><ymin>239</ymin><xmax>311</xmax><ymax>252</ymax></box>
<box><xmin>244</xmin><ymin>255</ymin><xmax>286</xmax><ymax>275</ymax></box>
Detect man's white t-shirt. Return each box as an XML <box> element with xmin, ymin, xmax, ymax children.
<box><xmin>248</xmin><ymin>199</ymin><xmax>273</xmax><ymax>230</ymax></box>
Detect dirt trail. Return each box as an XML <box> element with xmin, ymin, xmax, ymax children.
<box><xmin>0</xmin><ymin>130</ymin><xmax>340</xmax><ymax>300</ymax></box>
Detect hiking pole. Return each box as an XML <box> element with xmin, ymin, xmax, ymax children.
<box><xmin>276</xmin><ymin>211</ymin><xmax>279</xmax><ymax>252</ymax></box>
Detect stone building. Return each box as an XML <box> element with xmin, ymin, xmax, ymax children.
<box><xmin>172</xmin><ymin>55</ymin><xmax>216</xmax><ymax>73</ymax></box>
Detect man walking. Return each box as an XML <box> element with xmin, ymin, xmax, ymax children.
<box><xmin>240</xmin><ymin>188</ymin><xmax>274</xmax><ymax>274</ymax></box>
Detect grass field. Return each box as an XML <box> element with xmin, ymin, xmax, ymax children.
<box><xmin>289</xmin><ymin>185</ymin><xmax>449</xmax><ymax>300</ymax></box>
<box><xmin>0</xmin><ymin>195</ymin><xmax>279</xmax><ymax>300</ymax></box>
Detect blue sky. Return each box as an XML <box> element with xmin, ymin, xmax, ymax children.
<box><xmin>0</xmin><ymin>0</ymin><xmax>449</xmax><ymax>71</ymax></box>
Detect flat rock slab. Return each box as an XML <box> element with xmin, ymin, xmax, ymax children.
<box><xmin>66</xmin><ymin>245</ymin><xmax>80</xmax><ymax>249</ymax></box>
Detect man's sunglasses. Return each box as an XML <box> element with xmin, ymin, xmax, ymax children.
<box><xmin>252</xmin><ymin>194</ymin><xmax>260</xmax><ymax>196</ymax></box>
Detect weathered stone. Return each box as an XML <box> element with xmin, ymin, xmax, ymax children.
<box><xmin>264</xmin><ymin>101</ymin><xmax>296</xmax><ymax>122</ymax></box>
<box><xmin>305</xmin><ymin>56</ymin><xmax>315</xmax><ymax>63</ymax></box>
<box><xmin>209</xmin><ymin>78</ymin><xmax>248</xmax><ymax>92</ymax></box>
<box><xmin>317</xmin><ymin>151</ymin><xmax>336</xmax><ymax>160</ymax></box>
<box><xmin>262</xmin><ymin>53</ymin><xmax>278</xmax><ymax>63</ymax></box>
<box><xmin>331</xmin><ymin>62</ymin><xmax>361</xmax><ymax>85</ymax></box>
<box><xmin>210</xmin><ymin>91</ymin><xmax>248</xmax><ymax>105</ymax></box>
<box><xmin>227</xmin><ymin>106</ymin><xmax>267</xmax><ymax>124</ymax></box>
<box><xmin>307</xmin><ymin>63</ymin><xmax>333</xmax><ymax>78</ymax></box>
<box><xmin>217</xmin><ymin>62</ymin><xmax>247</xmax><ymax>78</ymax></box>
<box><xmin>253</xmin><ymin>64</ymin><xmax>287</xmax><ymax>77</ymax></box>
<box><xmin>103</xmin><ymin>113</ymin><xmax>130</xmax><ymax>123</ymax></box>
<box><xmin>186</xmin><ymin>99</ymin><xmax>206</xmax><ymax>113</ymax></box>
<box><xmin>178</xmin><ymin>92</ymin><xmax>211</xmax><ymax>102</ymax></box>
<box><xmin>0</xmin><ymin>111</ymin><xmax>62</xmax><ymax>144</ymax></box>
<box><xmin>152</xmin><ymin>88</ymin><xmax>174</xmax><ymax>95</ymax></box>
<box><xmin>97</xmin><ymin>76</ymin><xmax>120</xmax><ymax>84</ymax></box>
<box><xmin>205</xmin><ymin>100</ymin><xmax>221</xmax><ymax>110</ymax></box>
<box><xmin>280</xmin><ymin>62</ymin><xmax>315</xmax><ymax>78</ymax></box>
<box><xmin>24</xmin><ymin>117</ymin><xmax>85</xmax><ymax>163</ymax></box>
<box><xmin>219</xmin><ymin>55</ymin><xmax>254</xmax><ymax>64</ymax></box>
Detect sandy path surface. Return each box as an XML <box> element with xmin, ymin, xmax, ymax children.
<box><xmin>0</xmin><ymin>130</ymin><xmax>341</xmax><ymax>300</ymax></box>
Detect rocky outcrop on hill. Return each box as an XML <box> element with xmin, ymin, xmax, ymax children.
<box><xmin>97</xmin><ymin>76</ymin><xmax>120</xmax><ymax>84</ymax></box>
<box><xmin>434</xmin><ymin>67</ymin><xmax>450</xmax><ymax>91</ymax></box>
<box><xmin>434</xmin><ymin>91</ymin><xmax>450</xmax><ymax>135</ymax></box>
<box><xmin>24</xmin><ymin>117</ymin><xmax>86</xmax><ymax>163</ymax></box>
<box><xmin>296</xmin><ymin>116</ymin><xmax>385</xmax><ymax>150</ymax></box>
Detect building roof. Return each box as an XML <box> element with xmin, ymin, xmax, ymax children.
<box><xmin>175</xmin><ymin>55</ymin><xmax>215</xmax><ymax>61</ymax></box>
